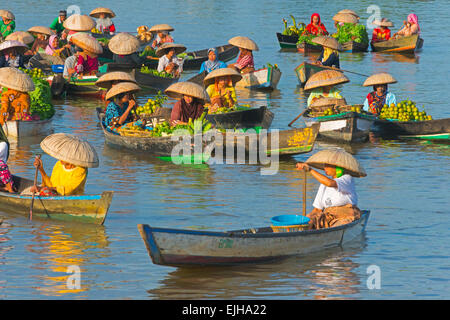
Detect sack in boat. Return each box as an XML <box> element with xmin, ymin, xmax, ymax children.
<box><xmin>308</xmin><ymin>204</ymin><xmax>361</xmax><ymax>229</ymax></box>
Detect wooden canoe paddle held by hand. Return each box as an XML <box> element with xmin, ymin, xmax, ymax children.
<box><xmin>29</xmin><ymin>154</ymin><xmax>41</xmax><ymax>221</ymax></box>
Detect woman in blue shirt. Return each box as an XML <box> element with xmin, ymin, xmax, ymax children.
<box><xmin>362</xmin><ymin>73</ymin><xmax>397</xmax><ymax>115</ymax></box>
<box><xmin>199</xmin><ymin>48</ymin><xmax>227</xmax><ymax>74</ymax></box>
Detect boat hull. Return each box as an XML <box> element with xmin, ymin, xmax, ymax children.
<box><xmin>341</xmin><ymin>41</ymin><xmax>369</xmax><ymax>52</ymax></box>
<box><xmin>371</xmin><ymin>34</ymin><xmax>423</xmax><ymax>53</ymax></box>
<box><xmin>297</xmin><ymin>42</ymin><xmax>322</xmax><ymax>53</ymax></box>
<box><xmin>138</xmin><ymin>211</ymin><xmax>370</xmax><ymax>266</ymax></box>
<box><xmin>371</xmin><ymin>117</ymin><xmax>450</xmax><ymax>140</ymax></box>
<box><xmin>294</xmin><ymin>62</ymin><xmax>328</xmax><ymax>87</ymax></box>
<box><xmin>2</xmin><ymin>117</ymin><xmax>53</xmax><ymax>138</ymax></box>
<box><xmin>206</xmin><ymin>106</ymin><xmax>274</xmax><ymax>130</ymax></box>
<box><xmin>276</xmin><ymin>32</ymin><xmax>298</xmax><ymax>49</ymax></box>
<box><xmin>235</xmin><ymin>66</ymin><xmax>282</xmax><ymax>91</ymax></box>
<box><xmin>67</xmin><ymin>77</ymin><xmax>105</xmax><ymax>99</ymax></box>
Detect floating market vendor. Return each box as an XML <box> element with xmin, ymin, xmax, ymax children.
<box><xmin>303</xmin><ymin>13</ymin><xmax>328</xmax><ymax>36</ymax></box>
<box><xmin>362</xmin><ymin>73</ymin><xmax>397</xmax><ymax>115</ymax></box>
<box><xmin>371</xmin><ymin>18</ymin><xmax>393</xmax><ymax>42</ymax></box>
<box><xmin>62</xmin><ymin>14</ymin><xmax>96</xmax><ymax>43</ymax></box>
<box><xmin>166</xmin><ymin>81</ymin><xmax>209</xmax><ymax>126</ymax></box>
<box><xmin>304</xmin><ymin>69</ymin><xmax>349</xmax><ymax>107</ymax></box>
<box><xmin>203</xmin><ymin>68</ymin><xmax>242</xmax><ymax>112</ymax></box>
<box><xmin>45</xmin><ymin>34</ymin><xmax>70</xmax><ymax>57</ymax></box>
<box><xmin>109</xmin><ymin>32</ymin><xmax>150</xmax><ymax>66</ymax></box>
<box><xmin>0</xmin><ymin>40</ymin><xmax>27</xmax><ymax>68</ymax></box>
<box><xmin>96</xmin><ymin>71</ymin><xmax>137</xmax><ymax>107</ymax></box>
<box><xmin>30</xmin><ymin>133</ymin><xmax>99</xmax><ymax>196</ymax></box>
<box><xmin>70</xmin><ymin>33</ymin><xmax>102</xmax><ymax>76</ymax></box>
<box><xmin>90</xmin><ymin>7</ymin><xmax>116</xmax><ymax>35</ymax></box>
<box><xmin>49</xmin><ymin>10</ymin><xmax>67</xmax><ymax>36</ymax></box>
<box><xmin>199</xmin><ymin>48</ymin><xmax>227</xmax><ymax>75</ymax></box>
<box><xmin>156</xmin><ymin>43</ymin><xmax>186</xmax><ymax>78</ymax></box>
<box><xmin>0</xmin><ymin>67</ymin><xmax>35</xmax><ymax>124</ymax></box>
<box><xmin>27</xmin><ymin>26</ymin><xmax>55</xmax><ymax>55</ymax></box>
<box><xmin>227</xmin><ymin>36</ymin><xmax>258</xmax><ymax>74</ymax></box>
<box><xmin>0</xmin><ymin>10</ymin><xmax>16</xmax><ymax>39</ymax></box>
<box><xmin>332</xmin><ymin>12</ymin><xmax>358</xmax><ymax>30</ymax></box>
<box><xmin>296</xmin><ymin>148</ymin><xmax>366</xmax><ymax>230</ymax></box>
<box><xmin>312</xmin><ymin>36</ymin><xmax>342</xmax><ymax>68</ymax></box>
<box><xmin>103</xmin><ymin>82</ymin><xmax>141</xmax><ymax>133</ymax></box>
<box><xmin>393</xmin><ymin>14</ymin><xmax>420</xmax><ymax>38</ymax></box>
<box><xmin>150</xmin><ymin>24</ymin><xmax>175</xmax><ymax>49</ymax></box>
<box><xmin>0</xmin><ymin>126</ymin><xmax>16</xmax><ymax>193</ymax></box>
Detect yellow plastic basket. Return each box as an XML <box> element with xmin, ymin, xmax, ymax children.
<box><xmin>271</xmin><ymin>224</ymin><xmax>309</xmax><ymax>233</ymax></box>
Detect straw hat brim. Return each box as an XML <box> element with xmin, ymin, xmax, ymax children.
<box><xmin>363</xmin><ymin>73</ymin><xmax>397</xmax><ymax>87</ymax></box>
<box><xmin>89</xmin><ymin>7</ymin><xmax>116</xmax><ymax>19</ymax></box>
<box><xmin>333</xmin><ymin>13</ymin><xmax>358</xmax><ymax>24</ymax></box>
<box><xmin>156</xmin><ymin>43</ymin><xmax>186</xmax><ymax>57</ymax></box>
<box><xmin>40</xmin><ymin>133</ymin><xmax>99</xmax><ymax>168</ymax></box>
<box><xmin>203</xmin><ymin>68</ymin><xmax>243</xmax><ymax>87</ymax></box>
<box><xmin>0</xmin><ymin>40</ymin><xmax>29</xmax><ymax>54</ymax></box>
<box><xmin>312</xmin><ymin>36</ymin><xmax>343</xmax><ymax>51</ymax></box>
<box><xmin>108</xmin><ymin>33</ymin><xmax>140</xmax><ymax>55</ymax></box>
<box><xmin>6</xmin><ymin>31</ymin><xmax>35</xmax><ymax>45</ymax></box>
<box><xmin>28</xmin><ymin>26</ymin><xmax>55</xmax><ymax>36</ymax></box>
<box><xmin>373</xmin><ymin>19</ymin><xmax>394</xmax><ymax>27</ymax></box>
<box><xmin>0</xmin><ymin>10</ymin><xmax>15</xmax><ymax>20</ymax></box>
<box><xmin>165</xmin><ymin>82</ymin><xmax>210</xmax><ymax>103</ymax></box>
<box><xmin>105</xmin><ymin>82</ymin><xmax>141</xmax><ymax>100</ymax></box>
<box><xmin>0</xmin><ymin>67</ymin><xmax>35</xmax><ymax>92</ymax></box>
<box><xmin>337</xmin><ymin>10</ymin><xmax>359</xmax><ymax>19</ymax></box>
<box><xmin>149</xmin><ymin>24</ymin><xmax>174</xmax><ymax>32</ymax></box>
<box><xmin>306</xmin><ymin>149</ymin><xmax>366</xmax><ymax>177</ymax></box>
<box><xmin>228</xmin><ymin>36</ymin><xmax>259</xmax><ymax>51</ymax></box>
<box><xmin>71</xmin><ymin>33</ymin><xmax>103</xmax><ymax>54</ymax></box>
<box><xmin>63</xmin><ymin>14</ymin><xmax>96</xmax><ymax>32</ymax></box>
<box><xmin>96</xmin><ymin>72</ymin><xmax>137</xmax><ymax>89</ymax></box>
<box><xmin>304</xmin><ymin>70</ymin><xmax>350</xmax><ymax>90</ymax></box>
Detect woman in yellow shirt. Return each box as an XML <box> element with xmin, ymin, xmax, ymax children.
<box><xmin>203</xmin><ymin>68</ymin><xmax>242</xmax><ymax>112</ymax></box>
<box><xmin>304</xmin><ymin>69</ymin><xmax>350</xmax><ymax>107</ymax></box>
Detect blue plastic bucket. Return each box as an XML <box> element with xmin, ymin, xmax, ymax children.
<box><xmin>52</xmin><ymin>65</ymin><xmax>64</xmax><ymax>73</ymax></box>
<box><xmin>271</xmin><ymin>215</ymin><xmax>310</xmax><ymax>226</ymax></box>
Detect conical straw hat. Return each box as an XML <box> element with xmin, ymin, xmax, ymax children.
<box><xmin>108</xmin><ymin>32</ymin><xmax>140</xmax><ymax>55</ymax></box>
<box><xmin>149</xmin><ymin>24</ymin><xmax>174</xmax><ymax>32</ymax></box>
<box><xmin>28</xmin><ymin>26</ymin><xmax>55</xmax><ymax>36</ymax></box>
<box><xmin>363</xmin><ymin>73</ymin><xmax>397</xmax><ymax>87</ymax></box>
<box><xmin>40</xmin><ymin>133</ymin><xmax>99</xmax><ymax>168</ymax></box>
<box><xmin>306</xmin><ymin>148</ymin><xmax>366</xmax><ymax>177</ymax></box>
<box><xmin>63</xmin><ymin>14</ymin><xmax>96</xmax><ymax>32</ymax></box>
<box><xmin>165</xmin><ymin>82</ymin><xmax>210</xmax><ymax>103</ymax></box>
<box><xmin>0</xmin><ymin>10</ymin><xmax>15</xmax><ymax>20</ymax></box>
<box><xmin>105</xmin><ymin>81</ymin><xmax>141</xmax><ymax>101</ymax></box>
<box><xmin>312</xmin><ymin>36</ymin><xmax>343</xmax><ymax>51</ymax></box>
<box><xmin>337</xmin><ymin>9</ymin><xmax>359</xmax><ymax>19</ymax></box>
<box><xmin>0</xmin><ymin>67</ymin><xmax>35</xmax><ymax>92</ymax></box>
<box><xmin>5</xmin><ymin>31</ymin><xmax>35</xmax><ymax>45</ymax></box>
<box><xmin>333</xmin><ymin>13</ymin><xmax>358</xmax><ymax>24</ymax></box>
<box><xmin>96</xmin><ymin>71</ymin><xmax>137</xmax><ymax>89</ymax></box>
<box><xmin>89</xmin><ymin>7</ymin><xmax>116</xmax><ymax>19</ymax></box>
<box><xmin>373</xmin><ymin>18</ymin><xmax>393</xmax><ymax>27</ymax></box>
<box><xmin>70</xmin><ymin>33</ymin><xmax>103</xmax><ymax>54</ymax></box>
<box><xmin>0</xmin><ymin>40</ymin><xmax>29</xmax><ymax>54</ymax></box>
<box><xmin>203</xmin><ymin>68</ymin><xmax>243</xmax><ymax>87</ymax></box>
<box><xmin>304</xmin><ymin>70</ymin><xmax>349</xmax><ymax>90</ymax></box>
<box><xmin>228</xmin><ymin>36</ymin><xmax>259</xmax><ymax>51</ymax></box>
<box><xmin>156</xmin><ymin>43</ymin><xmax>186</xmax><ymax>57</ymax></box>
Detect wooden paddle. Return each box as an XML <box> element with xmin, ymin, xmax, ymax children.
<box><xmin>29</xmin><ymin>155</ymin><xmax>41</xmax><ymax>222</ymax></box>
<box><xmin>288</xmin><ymin>108</ymin><xmax>308</xmax><ymax>127</ymax></box>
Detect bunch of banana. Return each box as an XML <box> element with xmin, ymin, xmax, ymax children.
<box><xmin>282</xmin><ymin>15</ymin><xmax>306</xmax><ymax>36</ymax></box>
<box><xmin>137</xmin><ymin>25</ymin><xmax>152</xmax><ymax>42</ymax></box>
<box><xmin>187</xmin><ymin>112</ymin><xmax>212</xmax><ymax>135</ymax></box>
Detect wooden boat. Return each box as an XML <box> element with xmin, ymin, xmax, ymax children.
<box><xmin>297</xmin><ymin>41</ymin><xmax>322</xmax><ymax>53</ymax></box>
<box><xmin>294</xmin><ymin>62</ymin><xmax>329</xmax><ymax>87</ymax></box>
<box><xmin>2</xmin><ymin>117</ymin><xmax>53</xmax><ymax>138</ymax></box>
<box><xmin>206</xmin><ymin>106</ymin><xmax>274</xmax><ymax>130</ymax></box>
<box><xmin>144</xmin><ymin>44</ymin><xmax>239</xmax><ymax>70</ymax></box>
<box><xmin>303</xmin><ymin>111</ymin><xmax>376</xmax><ymax>143</ymax></box>
<box><xmin>235</xmin><ymin>65</ymin><xmax>282</xmax><ymax>91</ymax></box>
<box><xmin>0</xmin><ymin>176</ymin><xmax>113</xmax><ymax>225</ymax></box>
<box><xmin>276</xmin><ymin>33</ymin><xmax>298</xmax><ymax>49</ymax></box>
<box><xmin>66</xmin><ymin>75</ymin><xmax>106</xmax><ymax>99</ymax></box>
<box><xmin>371</xmin><ymin>34</ymin><xmax>424</xmax><ymax>53</ymax></box>
<box><xmin>341</xmin><ymin>41</ymin><xmax>369</xmax><ymax>52</ymax></box>
<box><xmin>186</xmin><ymin>71</ymin><xmax>206</xmax><ymax>86</ymax></box>
<box><xmin>371</xmin><ymin>117</ymin><xmax>450</xmax><ymax>141</ymax></box>
<box><xmin>137</xmin><ymin>210</ymin><xmax>370</xmax><ymax>266</ymax></box>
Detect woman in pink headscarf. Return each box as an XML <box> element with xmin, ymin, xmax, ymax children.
<box><xmin>393</xmin><ymin>13</ymin><xmax>420</xmax><ymax>38</ymax></box>
<box><xmin>45</xmin><ymin>35</ymin><xmax>70</xmax><ymax>57</ymax></box>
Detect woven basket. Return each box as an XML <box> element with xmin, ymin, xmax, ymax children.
<box><xmin>309</xmin><ymin>105</ymin><xmax>338</xmax><ymax>117</ymax></box>
<box><xmin>118</xmin><ymin>127</ymin><xmax>154</xmax><ymax>137</ymax></box>
<box><xmin>337</xmin><ymin>104</ymin><xmax>363</xmax><ymax>113</ymax></box>
<box><xmin>271</xmin><ymin>224</ymin><xmax>308</xmax><ymax>233</ymax></box>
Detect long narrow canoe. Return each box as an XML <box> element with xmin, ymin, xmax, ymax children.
<box><xmin>66</xmin><ymin>76</ymin><xmax>105</xmax><ymax>99</ymax></box>
<box><xmin>235</xmin><ymin>66</ymin><xmax>282</xmax><ymax>91</ymax></box>
<box><xmin>341</xmin><ymin>41</ymin><xmax>369</xmax><ymax>52</ymax></box>
<box><xmin>294</xmin><ymin>61</ymin><xmax>329</xmax><ymax>87</ymax></box>
<box><xmin>206</xmin><ymin>106</ymin><xmax>274</xmax><ymax>130</ymax></box>
<box><xmin>2</xmin><ymin>117</ymin><xmax>53</xmax><ymax>138</ymax></box>
<box><xmin>371</xmin><ymin>117</ymin><xmax>450</xmax><ymax>141</ymax></box>
<box><xmin>138</xmin><ymin>210</ymin><xmax>369</xmax><ymax>266</ymax></box>
<box><xmin>371</xmin><ymin>34</ymin><xmax>424</xmax><ymax>53</ymax></box>
<box><xmin>276</xmin><ymin>33</ymin><xmax>298</xmax><ymax>49</ymax></box>
<box><xmin>144</xmin><ymin>44</ymin><xmax>239</xmax><ymax>70</ymax></box>
<box><xmin>297</xmin><ymin>41</ymin><xmax>322</xmax><ymax>53</ymax></box>
<box><xmin>303</xmin><ymin>111</ymin><xmax>376</xmax><ymax>143</ymax></box>
<box><xmin>0</xmin><ymin>176</ymin><xmax>113</xmax><ymax>225</ymax></box>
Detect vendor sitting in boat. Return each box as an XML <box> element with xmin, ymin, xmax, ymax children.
<box><xmin>30</xmin><ymin>133</ymin><xmax>99</xmax><ymax>196</ymax></box>
<box><xmin>90</xmin><ymin>7</ymin><xmax>116</xmax><ymax>35</ymax></box>
<box><xmin>103</xmin><ymin>82</ymin><xmax>141</xmax><ymax>134</ymax></box>
<box><xmin>203</xmin><ymin>68</ymin><xmax>242</xmax><ymax>112</ymax></box>
<box><xmin>199</xmin><ymin>48</ymin><xmax>227</xmax><ymax>75</ymax></box>
<box><xmin>371</xmin><ymin>18</ymin><xmax>393</xmax><ymax>43</ymax></box>
<box><xmin>303</xmin><ymin>13</ymin><xmax>328</xmax><ymax>36</ymax></box>
<box><xmin>0</xmin><ymin>10</ymin><xmax>16</xmax><ymax>39</ymax></box>
<box><xmin>165</xmin><ymin>81</ymin><xmax>209</xmax><ymax>126</ymax></box>
<box><xmin>312</xmin><ymin>36</ymin><xmax>341</xmax><ymax>68</ymax></box>
<box><xmin>296</xmin><ymin>148</ymin><xmax>366</xmax><ymax>230</ymax></box>
<box><xmin>96</xmin><ymin>71</ymin><xmax>138</xmax><ymax>107</ymax></box>
<box><xmin>0</xmin><ymin>126</ymin><xmax>16</xmax><ymax>193</ymax></box>
<box><xmin>27</xmin><ymin>26</ymin><xmax>54</xmax><ymax>55</ymax></box>
<box><xmin>228</xmin><ymin>36</ymin><xmax>259</xmax><ymax>74</ymax></box>
<box><xmin>70</xmin><ymin>33</ymin><xmax>103</xmax><ymax>76</ymax></box>
<box><xmin>150</xmin><ymin>24</ymin><xmax>175</xmax><ymax>49</ymax></box>
<box><xmin>45</xmin><ymin>34</ymin><xmax>70</xmax><ymax>58</ymax></box>
<box><xmin>0</xmin><ymin>67</ymin><xmax>35</xmax><ymax>124</ymax></box>
<box><xmin>393</xmin><ymin>14</ymin><xmax>420</xmax><ymax>38</ymax></box>
<box><xmin>109</xmin><ymin>32</ymin><xmax>150</xmax><ymax>66</ymax></box>
<box><xmin>304</xmin><ymin>69</ymin><xmax>349</xmax><ymax>107</ymax></box>
<box><xmin>49</xmin><ymin>10</ymin><xmax>67</xmax><ymax>36</ymax></box>
<box><xmin>0</xmin><ymin>40</ymin><xmax>27</xmax><ymax>68</ymax></box>
<box><xmin>156</xmin><ymin>43</ymin><xmax>186</xmax><ymax>78</ymax></box>
<box><xmin>362</xmin><ymin>73</ymin><xmax>397</xmax><ymax>115</ymax></box>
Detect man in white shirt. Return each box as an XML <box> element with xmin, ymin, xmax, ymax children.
<box><xmin>157</xmin><ymin>48</ymin><xmax>183</xmax><ymax>77</ymax></box>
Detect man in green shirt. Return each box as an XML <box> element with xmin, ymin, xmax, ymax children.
<box><xmin>0</xmin><ymin>17</ymin><xmax>15</xmax><ymax>39</ymax></box>
<box><xmin>49</xmin><ymin>10</ymin><xmax>67</xmax><ymax>35</ymax></box>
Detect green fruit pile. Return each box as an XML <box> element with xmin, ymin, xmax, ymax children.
<box><xmin>282</xmin><ymin>15</ymin><xmax>306</xmax><ymax>36</ymax></box>
<box><xmin>139</xmin><ymin>46</ymin><xmax>156</xmax><ymax>57</ymax></box>
<box><xmin>296</xmin><ymin>33</ymin><xmax>317</xmax><ymax>45</ymax></box>
<box><xmin>97</xmin><ymin>38</ymin><xmax>110</xmax><ymax>45</ymax></box>
<box><xmin>332</xmin><ymin>23</ymin><xmax>369</xmax><ymax>45</ymax></box>
<box><xmin>379</xmin><ymin>100</ymin><xmax>433</xmax><ymax>122</ymax></box>
<box><xmin>177</xmin><ymin>52</ymin><xmax>194</xmax><ymax>60</ymax></box>
<box><xmin>29</xmin><ymin>78</ymin><xmax>55</xmax><ymax>120</ymax></box>
<box><xmin>19</xmin><ymin>67</ymin><xmax>45</xmax><ymax>80</ymax></box>
<box><xmin>135</xmin><ymin>91</ymin><xmax>168</xmax><ymax>116</ymax></box>
<box><xmin>323</xmin><ymin>108</ymin><xmax>336</xmax><ymax>116</ymax></box>
<box><xmin>140</xmin><ymin>65</ymin><xmax>174</xmax><ymax>78</ymax></box>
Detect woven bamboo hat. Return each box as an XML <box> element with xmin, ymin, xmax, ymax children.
<box><xmin>373</xmin><ymin>18</ymin><xmax>393</xmax><ymax>27</ymax></box>
<box><xmin>28</xmin><ymin>26</ymin><xmax>55</xmax><ymax>37</ymax></box>
<box><xmin>306</xmin><ymin>148</ymin><xmax>366</xmax><ymax>177</ymax></box>
<box><xmin>304</xmin><ymin>70</ymin><xmax>349</xmax><ymax>90</ymax></box>
<box><xmin>40</xmin><ymin>133</ymin><xmax>99</xmax><ymax>168</ymax></box>
<box><xmin>63</xmin><ymin>14</ymin><xmax>96</xmax><ymax>32</ymax></box>
<box><xmin>156</xmin><ymin>43</ymin><xmax>186</xmax><ymax>57</ymax></box>
<box><xmin>96</xmin><ymin>71</ymin><xmax>137</xmax><ymax>89</ymax></box>
<box><xmin>108</xmin><ymin>32</ymin><xmax>140</xmax><ymax>55</ymax></box>
<box><xmin>228</xmin><ymin>36</ymin><xmax>259</xmax><ymax>51</ymax></box>
<box><xmin>0</xmin><ymin>67</ymin><xmax>35</xmax><ymax>92</ymax></box>
<box><xmin>337</xmin><ymin>9</ymin><xmax>359</xmax><ymax>19</ymax></box>
<box><xmin>71</xmin><ymin>33</ymin><xmax>103</xmax><ymax>54</ymax></box>
<box><xmin>363</xmin><ymin>73</ymin><xmax>397</xmax><ymax>87</ymax></box>
<box><xmin>312</xmin><ymin>36</ymin><xmax>343</xmax><ymax>51</ymax></box>
<box><xmin>203</xmin><ymin>68</ymin><xmax>243</xmax><ymax>87</ymax></box>
<box><xmin>6</xmin><ymin>31</ymin><xmax>35</xmax><ymax>45</ymax></box>
<box><xmin>333</xmin><ymin>13</ymin><xmax>358</xmax><ymax>24</ymax></box>
<box><xmin>149</xmin><ymin>24</ymin><xmax>174</xmax><ymax>33</ymax></box>
<box><xmin>165</xmin><ymin>82</ymin><xmax>210</xmax><ymax>103</ymax></box>
<box><xmin>105</xmin><ymin>81</ymin><xmax>141</xmax><ymax>101</ymax></box>
<box><xmin>0</xmin><ymin>10</ymin><xmax>15</xmax><ymax>20</ymax></box>
<box><xmin>89</xmin><ymin>7</ymin><xmax>116</xmax><ymax>19</ymax></box>
<box><xmin>0</xmin><ymin>40</ymin><xmax>29</xmax><ymax>54</ymax></box>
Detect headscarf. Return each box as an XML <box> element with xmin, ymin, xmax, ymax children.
<box><xmin>204</xmin><ymin>48</ymin><xmax>222</xmax><ymax>73</ymax></box>
<box><xmin>322</xmin><ymin>47</ymin><xmax>338</xmax><ymax>63</ymax></box>
<box><xmin>306</xmin><ymin>13</ymin><xmax>328</xmax><ymax>35</ymax></box>
<box><xmin>368</xmin><ymin>85</ymin><xmax>388</xmax><ymax>115</ymax></box>
<box><xmin>407</xmin><ymin>13</ymin><xmax>420</xmax><ymax>33</ymax></box>
<box><xmin>0</xmin><ymin>126</ymin><xmax>10</xmax><ymax>162</ymax></box>
<box><xmin>96</xmin><ymin>17</ymin><xmax>113</xmax><ymax>32</ymax></box>
<box><xmin>45</xmin><ymin>35</ymin><xmax>58</xmax><ymax>55</ymax></box>
<box><xmin>179</xmin><ymin>97</ymin><xmax>204</xmax><ymax>123</ymax></box>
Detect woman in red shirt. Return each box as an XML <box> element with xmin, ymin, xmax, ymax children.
<box><xmin>371</xmin><ymin>18</ymin><xmax>393</xmax><ymax>42</ymax></box>
<box><xmin>304</xmin><ymin>13</ymin><xmax>328</xmax><ymax>36</ymax></box>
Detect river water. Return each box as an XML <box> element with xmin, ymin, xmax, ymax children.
<box><xmin>0</xmin><ymin>0</ymin><xmax>449</xmax><ymax>299</ymax></box>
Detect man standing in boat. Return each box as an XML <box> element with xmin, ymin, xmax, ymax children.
<box><xmin>50</xmin><ymin>10</ymin><xmax>67</xmax><ymax>36</ymax></box>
